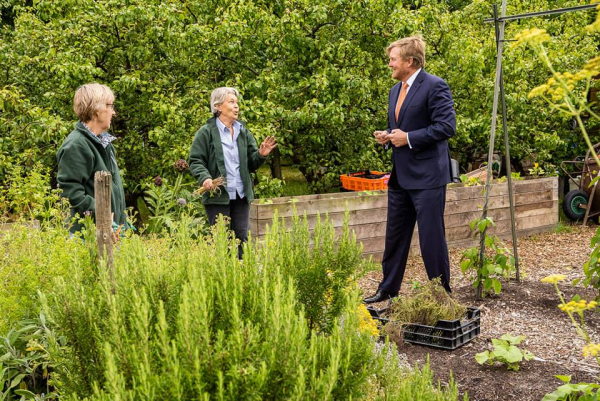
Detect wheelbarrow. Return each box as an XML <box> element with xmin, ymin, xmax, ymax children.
<box><xmin>560</xmin><ymin>142</ymin><xmax>600</xmax><ymax>224</ymax></box>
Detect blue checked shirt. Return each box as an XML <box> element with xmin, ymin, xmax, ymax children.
<box><xmin>216</xmin><ymin>118</ymin><xmax>245</xmax><ymax>200</ymax></box>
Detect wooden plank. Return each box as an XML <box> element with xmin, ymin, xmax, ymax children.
<box><xmin>444</xmin><ymin>201</ymin><xmax>556</xmax><ymax>228</ymax></box>
<box><xmin>445</xmin><ymin>177</ymin><xmax>556</xmax><ymax>201</ymax></box>
<box><xmin>358</xmin><ymin>236</ymin><xmax>386</xmax><ymax>253</ymax></box>
<box><xmin>444</xmin><ymin>188</ymin><xmax>555</xmax><ymax>216</ymax></box>
<box><xmin>252</xmin><ymin>192</ymin><xmax>388</xmax><ymax>220</ymax></box>
<box><xmin>409</xmin><ymin>223</ymin><xmax>559</xmax><ymax>256</ymax></box>
<box><xmin>250</xmin><ymin>207</ymin><xmax>388</xmax><ymax>236</ymax></box>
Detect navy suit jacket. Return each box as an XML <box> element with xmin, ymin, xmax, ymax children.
<box><xmin>387</xmin><ymin>70</ymin><xmax>456</xmax><ymax>190</ymax></box>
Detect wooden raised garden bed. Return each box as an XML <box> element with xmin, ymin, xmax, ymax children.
<box><xmin>249</xmin><ymin>176</ymin><xmax>558</xmax><ymax>261</ymax></box>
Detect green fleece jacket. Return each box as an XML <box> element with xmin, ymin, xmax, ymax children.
<box><xmin>56</xmin><ymin>122</ymin><xmax>126</xmax><ymax>233</ymax></box>
<box><xmin>189</xmin><ymin>117</ymin><xmax>267</xmax><ymax>205</ymax></box>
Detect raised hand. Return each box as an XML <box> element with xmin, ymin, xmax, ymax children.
<box><xmin>259</xmin><ymin>136</ymin><xmax>277</xmax><ymax>157</ymax></box>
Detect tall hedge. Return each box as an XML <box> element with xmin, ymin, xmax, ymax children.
<box><xmin>2</xmin><ymin>0</ymin><xmax>595</xmax><ymax>199</ymax></box>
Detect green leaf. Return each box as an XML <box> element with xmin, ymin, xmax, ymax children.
<box><xmin>10</xmin><ymin>373</ymin><xmax>26</xmax><ymax>389</ymax></box>
<box><xmin>14</xmin><ymin>390</ymin><xmax>36</xmax><ymax>399</ymax></box>
<box><xmin>474</xmin><ymin>351</ymin><xmax>489</xmax><ymax>365</ymax></box>
<box><xmin>500</xmin><ymin>334</ymin><xmax>525</xmax><ymax>345</ymax></box>
<box><xmin>504</xmin><ymin>345</ymin><xmax>524</xmax><ymax>363</ymax></box>
<box><xmin>492</xmin><ymin>279</ymin><xmax>501</xmax><ymax>294</ymax></box>
<box><xmin>554</xmin><ymin>375</ymin><xmax>571</xmax><ymax>384</ymax></box>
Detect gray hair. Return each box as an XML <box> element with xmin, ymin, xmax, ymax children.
<box><xmin>210</xmin><ymin>87</ymin><xmax>240</xmax><ymax>116</ymax></box>
<box><xmin>73</xmin><ymin>83</ymin><xmax>115</xmax><ymax>122</ymax></box>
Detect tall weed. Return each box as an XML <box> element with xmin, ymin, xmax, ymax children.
<box><xmin>0</xmin><ymin>223</ymin><xmax>91</xmax><ymax>334</ymax></box>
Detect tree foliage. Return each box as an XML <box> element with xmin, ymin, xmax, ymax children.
<box><xmin>0</xmin><ymin>0</ymin><xmax>598</xmax><ymax>201</ymax></box>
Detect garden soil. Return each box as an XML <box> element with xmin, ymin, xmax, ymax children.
<box><xmin>359</xmin><ymin>224</ymin><xmax>600</xmax><ymax>401</ymax></box>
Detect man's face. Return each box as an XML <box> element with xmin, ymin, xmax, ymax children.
<box><xmin>388</xmin><ymin>47</ymin><xmax>412</xmax><ymax>82</ymax></box>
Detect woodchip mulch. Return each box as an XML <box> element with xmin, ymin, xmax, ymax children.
<box><xmin>358</xmin><ymin>223</ymin><xmax>600</xmax><ymax>401</ymax></box>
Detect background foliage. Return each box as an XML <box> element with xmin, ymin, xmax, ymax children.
<box><xmin>0</xmin><ymin>0</ymin><xmax>598</xmax><ymax>206</ymax></box>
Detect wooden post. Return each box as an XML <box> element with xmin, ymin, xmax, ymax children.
<box><xmin>94</xmin><ymin>171</ymin><xmax>114</xmax><ymax>280</ymax></box>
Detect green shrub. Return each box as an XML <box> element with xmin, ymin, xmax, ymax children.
<box><xmin>40</xmin><ymin>217</ymin><xmax>462</xmax><ymax>400</ymax></box>
<box><xmin>0</xmin><ymin>223</ymin><xmax>91</xmax><ymax>335</ymax></box>
<box><xmin>460</xmin><ymin>217</ymin><xmax>515</xmax><ymax>298</ymax></box>
<box><xmin>253</xmin><ymin>174</ymin><xmax>285</xmax><ymax>199</ymax></box>
<box><xmin>141</xmin><ymin>159</ymin><xmax>208</xmax><ymax>236</ymax></box>
<box><xmin>252</xmin><ymin>211</ymin><xmax>368</xmax><ymax>333</ymax></box>
<box><xmin>0</xmin><ymin>163</ymin><xmax>64</xmax><ymax>222</ymax></box>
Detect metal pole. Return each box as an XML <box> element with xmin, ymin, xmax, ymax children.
<box><xmin>499</xmin><ymin>61</ymin><xmax>520</xmax><ymax>281</ymax></box>
<box><xmin>484</xmin><ymin>3</ymin><xmax>598</xmax><ymax>23</ymax></box>
<box><xmin>478</xmin><ymin>2</ymin><xmax>507</xmax><ymax>298</ymax></box>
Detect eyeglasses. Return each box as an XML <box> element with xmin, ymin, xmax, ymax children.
<box><xmin>106</xmin><ymin>103</ymin><xmax>115</xmax><ymax>110</ymax></box>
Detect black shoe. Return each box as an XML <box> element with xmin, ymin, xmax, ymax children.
<box><xmin>363</xmin><ymin>290</ymin><xmax>396</xmax><ymax>304</ymax></box>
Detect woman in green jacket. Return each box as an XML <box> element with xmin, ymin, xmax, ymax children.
<box><xmin>189</xmin><ymin>87</ymin><xmax>277</xmax><ymax>258</ymax></box>
<box><xmin>57</xmin><ymin>83</ymin><xmax>126</xmax><ymax>235</ymax></box>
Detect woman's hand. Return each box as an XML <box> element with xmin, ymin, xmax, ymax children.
<box><xmin>259</xmin><ymin>136</ymin><xmax>277</xmax><ymax>157</ymax></box>
<box><xmin>202</xmin><ymin>178</ymin><xmax>214</xmax><ymax>191</ymax></box>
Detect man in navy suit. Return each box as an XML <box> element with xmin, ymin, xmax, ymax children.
<box><xmin>364</xmin><ymin>36</ymin><xmax>456</xmax><ymax>304</ymax></box>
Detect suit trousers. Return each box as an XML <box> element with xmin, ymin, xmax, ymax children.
<box><xmin>379</xmin><ymin>184</ymin><xmax>451</xmax><ymax>294</ymax></box>
<box><xmin>204</xmin><ymin>193</ymin><xmax>249</xmax><ymax>259</ymax></box>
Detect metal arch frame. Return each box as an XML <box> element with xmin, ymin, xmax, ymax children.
<box><xmin>479</xmin><ymin>2</ymin><xmax>597</xmax><ymax>287</ymax></box>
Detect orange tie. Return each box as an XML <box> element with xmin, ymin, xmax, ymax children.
<box><xmin>395</xmin><ymin>82</ymin><xmax>408</xmax><ymax>122</ymax></box>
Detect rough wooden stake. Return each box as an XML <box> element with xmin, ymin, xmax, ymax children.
<box><xmin>94</xmin><ymin>171</ymin><xmax>114</xmax><ymax>280</ymax></box>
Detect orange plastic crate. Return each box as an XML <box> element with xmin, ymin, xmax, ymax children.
<box><xmin>340</xmin><ymin>170</ymin><xmax>389</xmax><ymax>191</ymax></box>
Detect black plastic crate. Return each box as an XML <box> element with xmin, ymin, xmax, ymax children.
<box><xmin>401</xmin><ymin>308</ymin><xmax>480</xmax><ymax>350</ymax></box>
<box><xmin>367</xmin><ymin>306</ymin><xmax>480</xmax><ymax>350</ymax></box>
<box><xmin>367</xmin><ymin>306</ymin><xmax>390</xmax><ymax>324</ymax></box>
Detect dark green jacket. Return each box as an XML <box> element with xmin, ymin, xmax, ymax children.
<box><xmin>56</xmin><ymin>122</ymin><xmax>127</xmax><ymax>233</ymax></box>
<box><xmin>189</xmin><ymin>117</ymin><xmax>267</xmax><ymax>205</ymax></box>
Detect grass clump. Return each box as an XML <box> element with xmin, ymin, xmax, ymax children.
<box><xmin>387</xmin><ymin>279</ymin><xmax>467</xmax><ymax>326</ymax></box>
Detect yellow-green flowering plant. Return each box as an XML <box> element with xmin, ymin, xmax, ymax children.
<box><xmin>517</xmin><ymin>10</ymin><xmax>600</xmax><ymax>398</ymax></box>
<box><xmin>517</xmin><ymin>2</ymin><xmax>600</xmax><ymax>302</ymax></box>
<box><xmin>514</xmin><ymin>6</ymin><xmax>600</xmax><ymax>170</ymax></box>
<box><xmin>528</xmin><ymin>163</ymin><xmax>546</xmax><ymax>178</ymax></box>
<box><xmin>540</xmin><ymin>274</ymin><xmax>600</xmax><ymax>400</ymax></box>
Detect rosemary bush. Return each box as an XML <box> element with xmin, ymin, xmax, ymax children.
<box><xmin>40</xmin><ymin>219</ymin><xmax>378</xmax><ymax>399</ymax></box>
<box><xmin>0</xmin><ymin>214</ymin><xmax>464</xmax><ymax>400</ymax></box>
<box><xmin>250</xmin><ymin>211</ymin><xmax>368</xmax><ymax>333</ymax></box>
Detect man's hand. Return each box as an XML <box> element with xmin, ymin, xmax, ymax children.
<box><xmin>373</xmin><ymin>130</ymin><xmax>390</xmax><ymax>145</ymax></box>
<box><xmin>388</xmin><ymin>129</ymin><xmax>409</xmax><ymax>147</ymax></box>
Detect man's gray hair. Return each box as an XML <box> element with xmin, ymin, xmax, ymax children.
<box><xmin>210</xmin><ymin>87</ymin><xmax>240</xmax><ymax>116</ymax></box>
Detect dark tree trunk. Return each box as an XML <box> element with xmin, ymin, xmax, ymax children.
<box><xmin>270</xmin><ymin>147</ymin><xmax>283</xmax><ymax>180</ymax></box>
